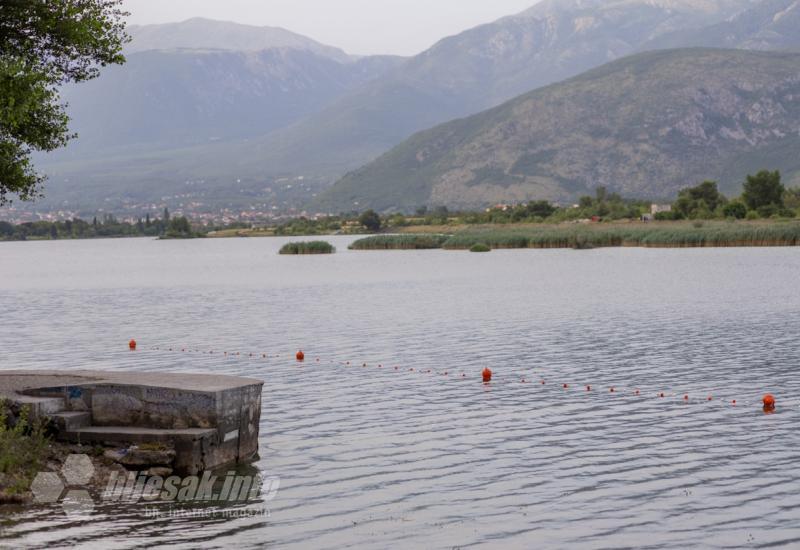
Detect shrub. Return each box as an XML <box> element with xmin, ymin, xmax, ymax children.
<box><xmin>279</xmin><ymin>241</ymin><xmax>335</xmax><ymax>254</ymax></box>
<box><xmin>723</xmin><ymin>201</ymin><xmax>747</xmax><ymax>220</ymax></box>
<box><xmin>358</xmin><ymin>210</ymin><xmax>381</xmax><ymax>232</ymax></box>
<box><xmin>349</xmin><ymin>234</ymin><xmax>449</xmax><ymax>250</ymax></box>
<box><xmin>469</xmin><ymin>243</ymin><xmax>491</xmax><ymax>252</ymax></box>
<box><xmin>0</xmin><ymin>402</ymin><xmax>50</xmax><ymax>500</ymax></box>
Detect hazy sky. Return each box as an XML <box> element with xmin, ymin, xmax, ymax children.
<box><xmin>123</xmin><ymin>0</ymin><xmax>539</xmax><ymax>56</ymax></box>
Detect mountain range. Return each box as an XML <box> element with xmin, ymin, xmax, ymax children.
<box><xmin>318</xmin><ymin>48</ymin><xmax>800</xmax><ymax>211</ymax></box>
<box><xmin>32</xmin><ymin>0</ymin><xmax>800</xmax><ymax>214</ymax></box>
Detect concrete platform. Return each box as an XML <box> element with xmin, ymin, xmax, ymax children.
<box><xmin>0</xmin><ymin>369</ymin><xmax>264</xmax><ymax>474</ymax></box>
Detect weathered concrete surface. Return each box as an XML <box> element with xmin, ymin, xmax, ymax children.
<box><xmin>0</xmin><ymin>370</ymin><xmax>264</xmax><ymax>474</ymax></box>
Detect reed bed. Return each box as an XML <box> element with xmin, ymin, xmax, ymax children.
<box><xmin>441</xmin><ymin>222</ymin><xmax>800</xmax><ymax>249</ymax></box>
<box><xmin>349</xmin><ymin>234</ymin><xmax>451</xmax><ymax>250</ymax></box>
<box><xmin>279</xmin><ymin>241</ymin><xmax>336</xmax><ymax>254</ymax></box>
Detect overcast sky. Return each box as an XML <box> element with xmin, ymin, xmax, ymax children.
<box><xmin>122</xmin><ymin>0</ymin><xmax>539</xmax><ymax>56</ymax></box>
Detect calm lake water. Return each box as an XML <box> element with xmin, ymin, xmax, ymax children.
<box><xmin>1</xmin><ymin>236</ymin><xmax>800</xmax><ymax>549</ymax></box>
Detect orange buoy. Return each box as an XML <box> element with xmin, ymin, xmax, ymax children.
<box><xmin>563</xmin><ymin>383</ymin><xmax>569</xmax><ymax>389</ymax></box>
<box><xmin>707</xmin><ymin>396</ymin><xmax>713</xmax><ymax>401</ymax></box>
<box><xmin>541</xmin><ymin>380</ymin><xmax>546</xmax><ymax>385</ymax></box>
<box><xmin>610</xmin><ymin>387</ymin><xmax>615</xmax><ymax>393</ymax></box>
<box><xmin>732</xmin><ymin>400</ymin><xmax>737</xmax><ymax>406</ymax></box>
<box><xmin>659</xmin><ymin>393</ymin><xmax>665</xmax><ymax>398</ymax></box>
<box><xmin>684</xmin><ymin>395</ymin><xmax>689</xmax><ymax>401</ymax></box>
<box><xmin>634</xmin><ymin>390</ymin><xmax>640</xmax><ymax>396</ymax></box>
<box><xmin>482</xmin><ymin>368</ymin><xmax>492</xmax><ymax>383</ymax></box>
<box><xmin>296</xmin><ymin>350</ymin><xmax>305</xmax><ymax>361</ymax></box>
<box><xmin>763</xmin><ymin>394</ymin><xmax>776</xmax><ymax>412</ymax></box>
<box><xmin>586</xmin><ymin>385</ymin><xmax>591</xmax><ymax>392</ymax></box>
<box><xmin>128</xmin><ymin>339</ymin><xmax>137</xmax><ymax>351</ymax></box>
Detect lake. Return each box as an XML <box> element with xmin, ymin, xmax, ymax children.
<box><xmin>1</xmin><ymin>236</ymin><xmax>800</xmax><ymax>549</ymax></box>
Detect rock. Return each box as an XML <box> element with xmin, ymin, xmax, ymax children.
<box><xmin>146</xmin><ymin>467</ymin><xmax>173</xmax><ymax>477</ymax></box>
<box><xmin>104</xmin><ymin>446</ymin><xmax>175</xmax><ymax>468</ymax></box>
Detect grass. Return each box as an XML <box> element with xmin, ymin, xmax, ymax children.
<box><xmin>441</xmin><ymin>221</ymin><xmax>800</xmax><ymax>249</ymax></box>
<box><xmin>0</xmin><ymin>402</ymin><xmax>50</xmax><ymax>503</ymax></box>
<box><xmin>279</xmin><ymin>241</ymin><xmax>336</xmax><ymax>255</ymax></box>
<box><xmin>355</xmin><ymin>221</ymin><xmax>800</xmax><ymax>250</ymax></box>
<box><xmin>348</xmin><ymin>234</ymin><xmax>451</xmax><ymax>250</ymax></box>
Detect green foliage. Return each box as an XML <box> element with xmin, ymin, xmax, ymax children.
<box><xmin>164</xmin><ymin>216</ymin><xmax>194</xmax><ymax>238</ymax></box>
<box><xmin>0</xmin><ymin>214</ymin><xmax>176</xmax><ymax>241</ymax></box>
<box><xmin>441</xmin><ymin>222</ymin><xmax>800</xmax><ymax>249</ymax></box>
<box><xmin>723</xmin><ymin>201</ymin><xmax>748</xmax><ymax>219</ymax></box>
<box><xmin>279</xmin><ymin>241</ymin><xmax>335</xmax><ymax>254</ymax></box>
<box><xmin>469</xmin><ymin>243</ymin><xmax>491</xmax><ymax>252</ymax></box>
<box><xmin>0</xmin><ymin>402</ymin><xmax>50</xmax><ymax>498</ymax></box>
<box><xmin>358</xmin><ymin>210</ymin><xmax>382</xmax><ymax>232</ymax></box>
<box><xmin>784</xmin><ymin>188</ymin><xmax>800</xmax><ymax>211</ymax></box>
<box><xmin>349</xmin><ymin>234</ymin><xmax>450</xmax><ymax>250</ymax></box>
<box><xmin>0</xmin><ymin>0</ymin><xmax>128</xmax><ymax>204</ymax></box>
<box><xmin>742</xmin><ymin>170</ymin><xmax>785</xmax><ymax>211</ymax></box>
<box><xmin>274</xmin><ymin>216</ymin><xmax>344</xmax><ymax>236</ymax></box>
<box><xmin>673</xmin><ymin>181</ymin><xmax>727</xmax><ymax>219</ymax></box>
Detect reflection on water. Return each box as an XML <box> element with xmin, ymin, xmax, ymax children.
<box><xmin>2</xmin><ymin>237</ymin><xmax>800</xmax><ymax>548</ymax></box>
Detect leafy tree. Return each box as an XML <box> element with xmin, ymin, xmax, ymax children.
<box><xmin>359</xmin><ymin>210</ymin><xmax>381</xmax><ymax>231</ymax></box>
<box><xmin>742</xmin><ymin>170</ymin><xmax>784</xmax><ymax>211</ymax></box>
<box><xmin>784</xmin><ymin>188</ymin><xmax>800</xmax><ymax>211</ymax></box>
<box><xmin>673</xmin><ymin>181</ymin><xmax>727</xmax><ymax>219</ymax></box>
<box><xmin>0</xmin><ymin>1</ymin><xmax>128</xmax><ymax>204</ymax></box>
<box><xmin>170</xmin><ymin>216</ymin><xmax>190</xmax><ymax>233</ymax></box>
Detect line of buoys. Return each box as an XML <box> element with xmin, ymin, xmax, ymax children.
<box><xmin>140</xmin><ymin>343</ymin><xmax>780</xmax><ymax>413</ymax></box>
